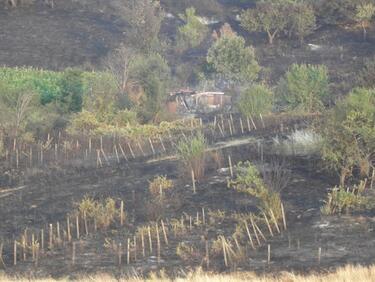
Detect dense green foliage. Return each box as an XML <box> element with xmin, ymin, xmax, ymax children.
<box><xmin>277</xmin><ymin>64</ymin><xmax>329</xmax><ymax>113</ymax></box>
<box><xmin>207</xmin><ymin>33</ymin><xmax>260</xmax><ymax>85</ymax></box>
<box><xmin>320</xmin><ymin>88</ymin><xmax>375</xmax><ymax>186</ymax></box>
<box><xmin>177</xmin><ymin>7</ymin><xmax>208</xmax><ymax>52</ymax></box>
<box><xmin>237</xmin><ymin>84</ymin><xmax>273</xmax><ymax>117</ymax></box>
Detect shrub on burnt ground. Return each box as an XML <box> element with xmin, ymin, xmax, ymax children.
<box><xmin>176</xmin><ymin>242</ymin><xmax>202</xmax><ymax>263</ymax></box>
<box><xmin>228</xmin><ymin>161</ymin><xmax>282</xmax><ymax>221</ymax></box>
<box><xmin>321</xmin><ymin>181</ymin><xmax>375</xmax><ymax>215</ymax></box>
<box><xmin>148</xmin><ymin>175</ymin><xmax>174</xmax><ymax>199</ymax></box>
<box><xmin>78</xmin><ymin>196</ymin><xmax>119</xmax><ymax>229</ymax></box>
<box><xmin>177</xmin><ymin>132</ymin><xmax>207</xmax><ymax>180</ymax></box>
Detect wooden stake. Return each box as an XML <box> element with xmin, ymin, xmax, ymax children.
<box><xmin>133</xmin><ymin>236</ymin><xmax>137</xmax><ymax>261</ymax></box>
<box><xmin>72</xmin><ymin>242</ymin><xmax>76</xmax><ymax>265</ymax></box>
<box><xmin>244</xmin><ymin>221</ymin><xmax>255</xmax><ymax>250</ymax></box>
<box><xmin>137</xmin><ymin>141</ymin><xmax>146</xmax><ymax>157</ymax></box>
<box><xmin>57</xmin><ymin>221</ymin><xmax>61</xmax><ymax>245</ymax></box>
<box><xmin>83</xmin><ymin>212</ymin><xmax>88</xmax><ymax>236</ymax></box>
<box><xmin>127</xmin><ymin>238</ymin><xmax>130</xmax><ymax>265</ymax></box>
<box><xmin>114</xmin><ymin>145</ymin><xmax>120</xmax><ymax>164</ymax></box>
<box><xmin>13</xmin><ymin>240</ymin><xmax>17</xmax><ymax>266</ymax></box>
<box><xmin>228</xmin><ymin>155</ymin><xmax>233</xmax><ymax>178</ymax></box>
<box><xmin>205</xmin><ymin>240</ymin><xmax>210</xmax><ymax>269</ymax></box>
<box><xmin>250</xmin><ymin>115</ymin><xmax>257</xmax><ymax>130</ymax></box>
<box><xmin>262</xmin><ymin>212</ymin><xmax>274</xmax><ymax>237</ymax></box>
<box><xmin>269</xmin><ymin>210</ymin><xmax>281</xmax><ymax>234</ymax></box>
<box><xmin>318</xmin><ymin>247</ymin><xmax>322</xmax><ymax>264</ymax></box>
<box><xmin>127</xmin><ymin>143</ymin><xmax>135</xmax><ymax>159</ymax></box>
<box><xmin>149</xmin><ymin>138</ymin><xmax>155</xmax><ymax>155</ymax></box>
<box><xmin>120</xmin><ymin>201</ymin><xmax>124</xmax><ymax>226</ymax></box>
<box><xmin>158</xmin><ymin>136</ymin><xmax>166</xmax><ymax>152</ymax></box>
<box><xmin>260</xmin><ymin>114</ymin><xmax>265</xmax><ymax>128</ymax></box>
<box><xmin>118</xmin><ymin>243</ymin><xmax>122</xmax><ymax>266</ymax></box>
<box><xmin>67</xmin><ymin>217</ymin><xmax>71</xmax><ymax>242</ymax></box>
<box><xmin>189</xmin><ymin>216</ymin><xmax>192</xmax><ymax>231</ymax></box>
<box><xmin>281</xmin><ymin>203</ymin><xmax>287</xmax><ymax>230</ymax></box>
<box><xmin>191</xmin><ymin>170</ymin><xmax>196</xmax><ymax>194</ymax></box>
<box><xmin>253</xmin><ymin>218</ymin><xmax>267</xmax><ymax>242</ymax></box>
<box><xmin>222</xmin><ymin>237</ymin><xmax>228</xmax><ymax>267</ymax></box>
<box><xmin>267</xmin><ymin>244</ymin><xmax>271</xmax><ymax>265</ymax></box>
<box><xmin>118</xmin><ymin>143</ymin><xmax>128</xmax><ymax>161</ymax></box>
<box><xmin>202</xmin><ymin>208</ymin><xmax>206</xmax><ymax>225</ymax></box>
<box><xmin>141</xmin><ymin>230</ymin><xmax>145</xmax><ymax>257</ymax></box>
<box><xmin>49</xmin><ymin>224</ymin><xmax>53</xmax><ymax>250</ymax></box>
<box><xmin>76</xmin><ymin>215</ymin><xmax>80</xmax><ymax>239</ymax></box>
<box><xmin>250</xmin><ymin>217</ymin><xmax>261</xmax><ymax>246</ymax></box>
<box><xmin>0</xmin><ymin>242</ymin><xmax>5</xmax><ymax>268</ymax></box>
<box><xmin>148</xmin><ymin>226</ymin><xmax>152</xmax><ymax>253</ymax></box>
<box><xmin>161</xmin><ymin>220</ymin><xmax>168</xmax><ymax>245</ymax></box>
<box><xmin>41</xmin><ymin>229</ymin><xmax>44</xmax><ymax>252</ymax></box>
<box><xmin>156</xmin><ymin>224</ymin><xmax>161</xmax><ymax>263</ymax></box>
<box><xmin>239</xmin><ymin>118</ymin><xmax>244</xmax><ymax>134</ymax></box>
<box><xmin>246</xmin><ymin>117</ymin><xmax>251</xmax><ymax>131</ymax></box>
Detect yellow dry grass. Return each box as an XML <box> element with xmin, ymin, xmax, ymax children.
<box><xmin>1</xmin><ymin>264</ymin><xmax>375</xmax><ymax>282</ymax></box>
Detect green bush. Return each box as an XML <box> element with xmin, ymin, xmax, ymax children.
<box><xmin>228</xmin><ymin>162</ymin><xmax>282</xmax><ymax>220</ymax></box>
<box><xmin>237</xmin><ymin>84</ymin><xmax>273</xmax><ymax>117</ymax></box>
<box><xmin>277</xmin><ymin>64</ymin><xmax>329</xmax><ymax>113</ymax></box>
<box><xmin>177</xmin><ymin>132</ymin><xmax>207</xmax><ymax>180</ymax></box>
<box><xmin>176</xmin><ymin>7</ymin><xmax>208</xmax><ymax>52</ymax></box>
<box><xmin>320</xmin><ymin>88</ymin><xmax>375</xmax><ymax>186</ymax></box>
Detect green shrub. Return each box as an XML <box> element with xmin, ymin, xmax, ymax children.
<box><xmin>228</xmin><ymin>162</ymin><xmax>282</xmax><ymax>220</ymax></box>
<box><xmin>177</xmin><ymin>132</ymin><xmax>206</xmax><ymax>180</ymax></box>
<box><xmin>78</xmin><ymin>196</ymin><xmax>119</xmax><ymax>230</ymax></box>
<box><xmin>321</xmin><ymin>183</ymin><xmax>374</xmax><ymax>215</ymax></box>
<box><xmin>237</xmin><ymin>84</ymin><xmax>273</xmax><ymax>117</ymax></box>
<box><xmin>277</xmin><ymin>64</ymin><xmax>329</xmax><ymax>113</ymax></box>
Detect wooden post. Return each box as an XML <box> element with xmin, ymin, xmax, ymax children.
<box><xmin>49</xmin><ymin>224</ymin><xmax>53</xmax><ymax>250</ymax></box>
<box><xmin>252</xmin><ymin>217</ymin><xmax>266</xmax><ymax>242</ymax></box>
<box><xmin>318</xmin><ymin>247</ymin><xmax>322</xmax><ymax>264</ymax></box>
<box><xmin>148</xmin><ymin>226</ymin><xmax>152</xmax><ymax>253</ymax></box>
<box><xmin>32</xmin><ymin>233</ymin><xmax>35</xmax><ymax>261</ymax></box>
<box><xmin>262</xmin><ymin>212</ymin><xmax>274</xmax><ymax>237</ymax></box>
<box><xmin>88</xmin><ymin>138</ymin><xmax>92</xmax><ymax>154</ymax></box>
<box><xmin>133</xmin><ymin>236</ymin><xmax>137</xmax><ymax>261</ymax></box>
<box><xmin>202</xmin><ymin>208</ymin><xmax>206</xmax><ymax>225</ymax></box>
<box><xmin>205</xmin><ymin>240</ymin><xmax>209</xmax><ymax>269</ymax></box>
<box><xmin>250</xmin><ymin>115</ymin><xmax>257</xmax><ymax>130</ymax></box>
<box><xmin>158</xmin><ymin>136</ymin><xmax>166</xmax><ymax>152</ymax></box>
<box><xmin>250</xmin><ymin>217</ymin><xmax>261</xmax><ymax>246</ymax></box>
<box><xmin>269</xmin><ymin>210</ymin><xmax>281</xmax><ymax>234</ymax></box>
<box><xmin>244</xmin><ymin>221</ymin><xmax>255</xmax><ymax>250</ymax></box>
<box><xmin>141</xmin><ymin>230</ymin><xmax>145</xmax><ymax>257</ymax></box>
<box><xmin>16</xmin><ymin>149</ymin><xmax>19</xmax><ymax>169</ymax></box>
<box><xmin>67</xmin><ymin>217</ymin><xmax>71</xmax><ymax>242</ymax></box>
<box><xmin>228</xmin><ymin>155</ymin><xmax>233</xmax><ymax>178</ymax></box>
<box><xmin>260</xmin><ymin>114</ymin><xmax>265</xmax><ymax>128</ymax></box>
<box><xmin>76</xmin><ymin>215</ymin><xmax>80</xmax><ymax>239</ymax></box>
<box><xmin>137</xmin><ymin>141</ymin><xmax>146</xmax><ymax>157</ymax></box>
<box><xmin>83</xmin><ymin>212</ymin><xmax>88</xmax><ymax>236</ymax></box>
<box><xmin>127</xmin><ymin>143</ymin><xmax>135</xmax><ymax>159</ymax></box>
<box><xmin>127</xmin><ymin>238</ymin><xmax>130</xmax><ymax>265</ymax></box>
<box><xmin>217</xmin><ymin>124</ymin><xmax>225</xmax><ymax>137</ymax></box>
<box><xmin>72</xmin><ymin>242</ymin><xmax>76</xmax><ymax>265</ymax></box>
<box><xmin>189</xmin><ymin>216</ymin><xmax>192</xmax><ymax>231</ymax></box>
<box><xmin>156</xmin><ymin>224</ymin><xmax>161</xmax><ymax>264</ymax></box>
<box><xmin>281</xmin><ymin>203</ymin><xmax>287</xmax><ymax>230</ymax></box>
<box><xmin>191</xmin><ymin>170</ymin><xmax>196</xmax><ymax>194</ymax></box>
<box><xmin>222</xmin><ymin>237</ymin><xmax>228</xmax><ymax>267</ymax></box>
<box><xmin>118</xmin><ymin>143</ymin><xmax>128</xmax><ymax>161</ymax></box>
<box><xmin>239</xmin><ymin>118</ymin><xmax>244</xmax><ymax>134</ymax></box>
<box><xmin>267</xmin><ymin>244</ymin><xmax>271</xmax><ymax>265</ymax></box>
<box><xmin>149</xmin><ymin>138</ymin><xmax>155</xmax><ymax>155</ymax></box>
<box><xmin>41</xmin><ymin>229</ymin><xmax>44</xmax><ymax>252</ymax></box>
<box><xmin>120</xmin><ymin>201</ymin><xmax>124</xmax><ymax>226</ymax></box>
<box><xmin>13</xmin><ymin>240</ymin><xmax>17</xmax><ymax>266</ymax></box>
<box><xmin>161</xmin><ymin>220</ymin><xmax>168</xmax><ymax>245</ymax></box>
<box><xmin>29</xmin><ymin>147</ymin><xmax>33</xmax><ymax>167</ymax></box>
<box><xmin>246</xmin><ymin>117</ymin><xmax>251</xmax><ymax>131</ymax></box>
<box><xmin>0</xmin><ymin>242</ymin><xmax>5</xmax><ymax>268</ymax></box>
<box><xmin>118</xmin><ymin>243</ymin><xmax>122</xmax><ymax>266</ymax></box>
<box><xmin>57</xmin><ymin>221</ymin><xmax>61</xmax><ymax>245</ymax></box>
<box><xmin>101</xmin><ymin>148</ymin><xmax>110</xmax><ymax>165</ymax></box>
<box><xmin>228</xmin><ymin>119</ymin><xmax>233</xmax><ymax>136</ymax></box>
<box><xmin>114</xmin><ymin>145</ymin><xmax>120</xmax><ymax>164</ymax></box>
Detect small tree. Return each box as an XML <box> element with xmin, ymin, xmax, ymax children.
<box><xmin>355</xmin><ymin>3</ymin><xmax>375</xmax><ymax>41</ymax></box>
<box><xmin>320</xmin><ymin>88</ymin><xmax>375</xmax><ymax>186</ymax></box>
<box><xmin>176</xmin><ymin>7</ymin><xmax>208</xmax><ymax>52</ymax></box>
<box><xmin>207</xmin><ymin>32</ymin><xmax>260</xmax><ymax>85</ymax></box>
<box><xmin>237</xmin><ymin>84</ymin><xmax>273</xmax><ymax>117</ymax></box>
<box><xmin>277</xmin><ymin>64</ymin><xmax>329</xmax><ymax>113</ymax></box>
<box><xmin>177</xmin><ymin>132</ymin><xmax>206</xmax><ymax>180</ymax></box>
<box><xmin>241</xmin><ymin>2</ymin><xmax>288</xmax><ymax>45</ymax></box>
<box><xmin>288</xmin><ymin>3</ymin><xmax>316</xmax><ymax>43</ymax></box>
<box><xmin>58</xmin><ymin>69</ymin><xmax>84</xmax><ymax>113</ymax></box>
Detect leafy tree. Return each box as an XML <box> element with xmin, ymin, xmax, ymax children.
<box><xmin>277</xmin><ymin>64</ymin><xmax>329</xmax><ymax>113</ymax></box>
<box><xmin>129</xmin><ymin>53</ymin><xmax>171</xmax><ymax>122</ymax></box>
<box><xmin>207</xmin><ymin>32</ymin><xmax>260</xmax><ymax>85</ymax></box>
<box><xmin>241</xmin><ymin>2</ymin><xmax>288</xmax><ymax>45</ymax></box>
<box><xmin>320</xmin><ymin>88</ymin><xmax>375</xmax><ymax>186</ymax></box>
<box><xmin>288</xmin><ymin>3</ymin><xmax>316</xmax><ymax>43</ymax></box>
<box><xmin>176</xmin><ymin>7</ymin><xmax>208</xmax><ymax>52</ymax></box>
<box><xmin>123</xmin><ymin>0</ymin><xmax>164</xmax><ymax>52</ymax></box>
<box><xmin>355</xmin><ymin>3</ymin><xmax>375</xmax><ymax>41</ymax></box>
<box><xmin>58</xmin><ymin>69</ymin><xmax>84</xmax><ymax>114</ymax></box>
<box><xmin>312</xmin><ymin>0</ymin><xmax>356</xmax><ymax>25</ymax></box>
<box><xmin>237</xmin><ymin>84</ymin><xmax>273</xmax><ymax>117</ymax></box>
